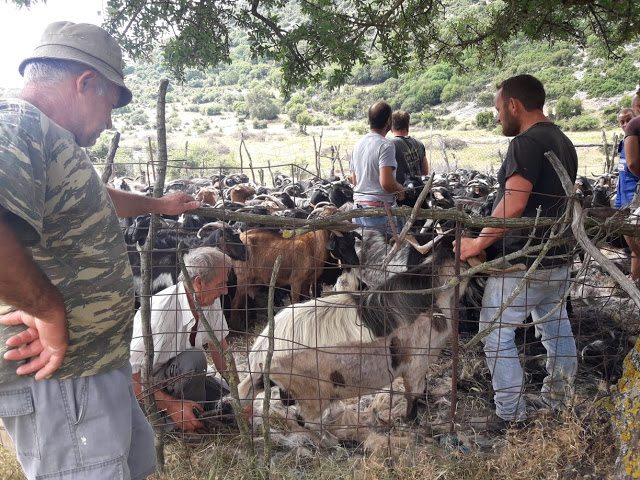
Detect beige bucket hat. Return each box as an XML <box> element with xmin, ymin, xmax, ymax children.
<box><xmin>19</xmin><ymin>21</ymin><xmax>133</xmax><ymax>108</ymax></box>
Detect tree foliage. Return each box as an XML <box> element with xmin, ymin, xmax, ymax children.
<box><xmin>90</xmin><ymin>0</ymin><xmax>640</xmax><ymax>93</ymax></box>
<box><xmin>246</xmin><ymin>88</ymin><xmax>280</xmax><ymax>120</ymax></box>
<box><xmin>555</xmin><ymin>96</ymin><xmax>583</xmax><ymax>119</ymax></box>
<box><xmin>475</xmin><ymin>111</ymin><xmax>495</xmax><ymax>129</ymax></box>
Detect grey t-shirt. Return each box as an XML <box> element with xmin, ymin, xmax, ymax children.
<box><xmin>350</xmin><ymin>132</ymin><xmax>397</xmax><ymax>203</ymax></box>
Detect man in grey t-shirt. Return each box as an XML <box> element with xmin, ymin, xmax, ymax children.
<box><xmin>349</xmin><ymin>101</ymin><xmax>405</xmax><ymax>233</ymax></box>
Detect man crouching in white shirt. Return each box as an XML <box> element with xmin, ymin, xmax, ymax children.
<box><xmin>129</xmin><ymin>247</ymin><xmax>236</xmax><ymax>433</ymax></box>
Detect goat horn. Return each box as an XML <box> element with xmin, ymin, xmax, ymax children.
<box><xmin>196</xmin><ymin>221</ymin><xmax>229</xmax><ymax>238</ymax></box>
<box><xmin>405</xmin><ymin>228</ymin><xmax>454</xmax><ymax>255</ymax></box>
<box><xmin>405</xmin><ymin>234</ymin><xmax>436</xmax><ymax>255</ymax></box>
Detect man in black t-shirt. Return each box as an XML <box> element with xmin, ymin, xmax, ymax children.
<box><xmin>390</xmin><ymin>111</ymin><xmax>428</xmax><ymax>185</ymax></box>
<box><xmin>453</xmin><ymin>75</ymin><xmax>578</xmax><ymax>431</ymax></box>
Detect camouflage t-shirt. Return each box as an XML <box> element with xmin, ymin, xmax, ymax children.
<box><xmin>0</xmin><ymin>99</ymin><xmax>134</xmax><ymax>383</ymax></box>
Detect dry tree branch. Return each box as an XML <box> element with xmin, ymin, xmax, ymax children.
<box><xmin>262</xmin><ymin>254</ymin><xmax>282</xmax><ymax>472</ymax></box>
<box><xmin>177</xmin><ymin>245</ymin><xmax>256</xmax><ymax>464</ymax></box>
<box><xmin>546</xmin><ymin>150</ymin><xmax>640</xmax><ymax>309</ymax></box>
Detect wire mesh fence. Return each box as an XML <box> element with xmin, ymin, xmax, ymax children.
<box><xmin>109</xmin><ymin>152</ymin><xmax>640</xmax><ymax>464</ymax></box>
<box><xmin>97</xmin><ymin>133</ymin><xmax>615</xmax><ymax>187</ymax></box>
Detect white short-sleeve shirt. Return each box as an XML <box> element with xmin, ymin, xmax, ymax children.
<box><xmin>129</xmin><ymin>282</ymin><xmax>228</xmax><ymax>375</ymax></box>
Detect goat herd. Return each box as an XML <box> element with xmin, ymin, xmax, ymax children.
<box><xmin>115</xmin><ymin>168</ymin><xmax>630</xmax><ymax>447</ymax></box>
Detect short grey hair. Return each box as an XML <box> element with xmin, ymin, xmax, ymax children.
<box><xmin>179</xmin><ymin>247</ymin><xmax>231</xmax><ymax>283</ymax></box>
<box><xmin>23</xmin><ymin>59</ymin><xmax>112</xmax><ymax>97</ymax></box>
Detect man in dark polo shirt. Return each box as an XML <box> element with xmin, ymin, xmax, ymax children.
<box><xmin>454</xmin><ymin>74</ymin><xmax>578</xmax><ymax>431</ymax></box>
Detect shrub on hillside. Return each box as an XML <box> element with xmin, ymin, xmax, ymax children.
<box><xmin>476</xmin><ymin>90</ymin><xmax>495</xmax><ymax>107</ymax></box>
<box><xmin>332</xmin><ymin>97</ymin><xmax>361</xmax><ymax>120</ymax></box>
<box><xmin>296</xmin><ymin>112</ymin><xmax>312</xmax><ymax>134</ymax></box>
<box><xmin>286</xmin><ymin>102</ymin><xmax>306</xmax><ymax>120</ymax></box>
<box><xmin>400</xmin><ymin>95</ymin><xmax>424</xmax><ymax>113</ymax></box>
<box><xmin>549</xmin><ymin>49</ymin><xmax>575</xmax><ymax>67</ymax></box>
<box><xmin>129</xmin><ymin>111</ymin><xmax>150</xmax><ymax>127</ymax></box>
<box><xmin>349</xmin><ymin>123</ymin><xmax>368</xmax><ymax>135</ymax></box>
<box><xmin>440</xmin><ymin>82</ymin><xmax>466</xmax><ymax>103</ymax></box>
<box><xmin>204</xmin><ymin>104</ymin><xmax>224</xmax><ymax>116</ymax></box>
<box><xmin>253</xmin><ymin>119</ymin><xmax>268</xmax><ymax>129</ymax></box>
<box><xmin>581</xmin><ymin>58</ymin><xmax>638</xmax><ymax>97</ymax></box>
<box><xmin>233</xmin><ymin>101</ymin><xmax>250</xmax><ymax>118</ymax></box>
<box><xmin>219</xmin><ymin>70</ymin><xmax>240</xmax><ymax>86</ymax></box>
<box><xmin>285</xmin><ymin>94</ymin><xmax>305</xmax><ymax>112</ymax></box>
<box><xmin>555</xmin><ymin>96</ymin><xmax>583</xmax><ymax>119</ymax></box>
<box><xmin>568</xmin><ymin>114</ymin><xmax>600</xmax><ymax>131</ymax></box>
<box><xmin>247</xmin><ymin>88</ymin><xmax>280</xmax><ymax>120</ymax></box>
<box><xmin>421</xmin><ymin>111</ymin><xmax>456</xmax><ymax>130</ymax></box>
<box><xmin>443</xmin><ymin>138</ymin><xmax>468</xmax><ymax>150</ymax></box>
<box><xmin>476</xmin><ymin>111</ymin><xmax>495</xmax><ymax>129</ymax></box>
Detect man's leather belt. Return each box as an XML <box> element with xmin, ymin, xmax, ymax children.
<box><xmin>355</xmin><ymin>201</ymin><xmax>385</xmax><ymax>206</ymax></box>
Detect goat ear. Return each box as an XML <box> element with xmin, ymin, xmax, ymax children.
<box><xmin>326</xmin><ymin>237</ymin><xmax>336</xmax><ymax>250</ymax></box>
<box><xmin>351</xmin><ymin>231</ymin><xmax>362</xmax><ymax>240</ymax></box>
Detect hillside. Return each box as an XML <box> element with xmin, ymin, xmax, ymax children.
<box><xmin>1</xmin><ymin>22</ymin><xmax>638</xmax><ymax>180</ymax></box>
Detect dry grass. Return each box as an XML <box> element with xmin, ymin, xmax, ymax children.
<box><xmin>0</xmin><ymin>334</ymin><xmax>620</xmax><ymax>480</ymax></box>
<box><xmin>116</xmin><ymin>117</ymin><xmax>617</xmax><ymax>181</ymax></box>
<box><xmin>0</xmin><ymin>446</ymin><xmax>25</xmax><ymax>480</ymax></box>
<box><xmin>144</xmin><ymin>401</ymin><xmax>616</xmax><ymax>480</ymax></box>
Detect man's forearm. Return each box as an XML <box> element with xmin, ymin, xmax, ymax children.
<box><xmin>625</xmin><ymin>137</ymin><xmax>640</xmax><ymax>177</ymax></box>
<box><xmin>132</xmin><ymin>371</ymin><xmax>177</xmax><ymax>409</ymax></box>
<box><xmin>107</xmin><ymin>187</ymin><xmax>164</xmax><ymax>218</ymax></box>
<box><xmin>0</xmin><ymin>217</ymin><xmax>65</xmax><ymax>317</ymax></box>
<box><xmin>107</xmin><ymin>188</ymin><xmax>201</xmax><ymax>218</ymax></box>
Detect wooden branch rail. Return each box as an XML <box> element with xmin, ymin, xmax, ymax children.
<box><xmin>183</xmin><ymin>205</ymin><xmax>640</xmax><ymax>238</ymax></box>
<box><xmin>545</xmin><ymin>151</ymin><xmax>640</xmax><ymax>308</ymax></box>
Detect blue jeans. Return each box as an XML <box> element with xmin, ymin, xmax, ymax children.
<box><xmin>479</xmin><ymin>265</ymin><xmax>577</xmax><ymax>421</ymax></box>
<box><xmin>352</xmin><ymin>204</ymin><xmax>403</xmax><ymax>234</ymax></box>
<box><xmin>0</xmin><ymin>363</ymin><xmax>156</xmax><ymax>480</ymax></box>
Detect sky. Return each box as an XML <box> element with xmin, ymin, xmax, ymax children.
<box><xmin>0</xmin><ymin>0</ymin><xmax>105</xmax><ymax>88</ymax></box>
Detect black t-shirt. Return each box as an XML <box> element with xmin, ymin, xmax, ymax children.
<box><xmin>391</xmin><ymin>136</ymin><xmax>426</xmax><ymax>184</ymax></box>
<box><xmin>488</xmin><ymin>122</ymin><xmax>578</xmax><ymax>267</ymax></box>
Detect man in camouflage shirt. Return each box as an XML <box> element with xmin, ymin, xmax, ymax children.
<box><xmin>0</xmin><ymin>22</ymin><xmax>199</xmax><ymax>479</ymax></box>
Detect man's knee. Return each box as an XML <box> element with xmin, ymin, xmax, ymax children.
<box><xmin>166</xmin><ymin>349</ymin><xmax>207</xmax><ymax>377</ymax></box>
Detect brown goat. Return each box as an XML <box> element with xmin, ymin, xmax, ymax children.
<box><xmin>229</xmin><ymin>184</ymin><xmax>256</xmax><ymax>204</ymax></box>
<box><xmin>230</xmin><ymin>229</ymin><xmax>332</xmax><ymax>330</ymax></box>
<box><xmin>268</xmin><ymin>311</ymin><xmax>447</xmax><ymax>427</ymax></box>
<box><xmin>195</xmin><ymin>187</ymin><xmax>219</xmax><ymax>205</ymax></box>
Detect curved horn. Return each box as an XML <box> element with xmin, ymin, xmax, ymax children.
<box><xmin>197</xmin><ymin>221</ymin><xmax>231</xmax><ymax>238</ymax></box>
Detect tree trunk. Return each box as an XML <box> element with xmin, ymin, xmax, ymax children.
<box><xmin>139</xmin><ymin>79</ymin><xmax>170</xmax><ymax>472</ymax></box>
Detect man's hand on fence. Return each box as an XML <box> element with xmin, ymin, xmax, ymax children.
<box><xmin>453</xmin><ymin>237</ymin><xmax>484</xmax><ymax>262</ymax></box>
<box><xmin>159</xmin><ymin>192</ymin><xmax>201</xmax><ymax>215</ymax></box>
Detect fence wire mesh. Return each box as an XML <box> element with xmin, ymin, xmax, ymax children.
<box><xmin>103</xmin><ymin>149</ymin><xmax>639</xmax><ymax>458</ymax></box>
